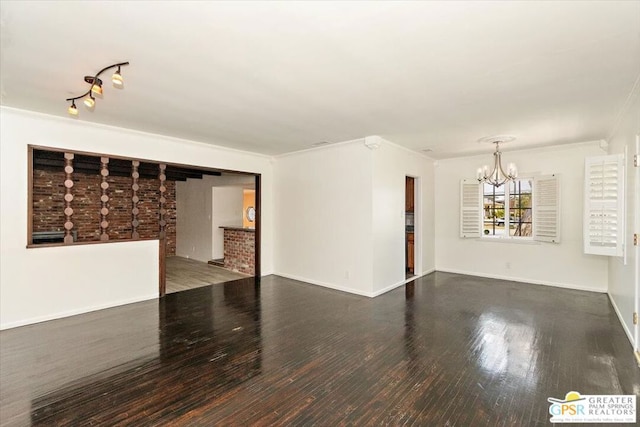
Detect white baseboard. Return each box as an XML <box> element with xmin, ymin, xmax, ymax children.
<box><xmin>435</xmin><ymin>268</ymin><xmax>607</xmax><ymax>293</ymax></box>
<box><xmin>273</xmin><ymin>272</ymin><xmax>372</xmax><ymax>297</ymax></box>
<box><xmin>371</xmin><ymin>268</ymin><xmax>436</xmax><ymax>297</ymax></box>
<box><xmin>0</xmin><ymin>293</ymin><xmax>158</xmax><ymax>330</ymax></box>
<box><xmin>607</xmin><ymin>292</ymin><xmax>636</xmax><ymax>348</ymax></box>
<box><xmin>417</xmin><ymin>268</ymin><xmax>436</xmax><ymax>278</ymax></box>
<box><xmin>274</xmin><ymin>269</ymin><xmax>436</xmax><ymax>298</ymax></box>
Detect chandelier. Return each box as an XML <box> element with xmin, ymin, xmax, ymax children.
<box><xmin>66</xmin><ymin>62</ymin><xmax>129</xmax><ymax>116</ymax></box>
<box><xmin>476</xmin><ymin>136</ymin><xmax>517</xmax><ymax>187</ymax></box>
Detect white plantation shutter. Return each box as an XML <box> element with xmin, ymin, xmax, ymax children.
<box><xmin>460</xmin><ymin>180</ymin><xmax>481</xmax><ymax>238</ymax></box>
<box><xmin>583</xmin><ymin>154</ymin><xmax>625</xmax><ymax>256</ymax></box>
<box><xmin>534</xmin><ymin>175</ymin><xmax>560</xmax><ymax>243</ymax></box>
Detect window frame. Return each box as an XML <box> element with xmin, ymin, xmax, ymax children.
<box><xmin>460</xmin><ymin>174</ymin><xmax>559</xmax><ymax>243</ymax></box>
<box><xmin>481</xmin><ymin>176</ymin><xmax>534</xmax><ymax>241</ymax></box>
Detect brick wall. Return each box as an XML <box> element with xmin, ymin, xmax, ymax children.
<box><xmin>33</xmin><ymin>169</ymin><xmax>176</xmax><ymax>254</ymax></box>
<box><xmin>223</xmin><ymin>229</ymin><xmax>255</xmax><ymax>275</ymax></box>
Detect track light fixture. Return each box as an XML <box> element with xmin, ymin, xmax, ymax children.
<box><xmin>66</xmin><ymin>61</ymin><xmax>129</xmax><ymax>116</ymax></box>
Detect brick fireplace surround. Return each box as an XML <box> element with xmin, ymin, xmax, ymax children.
<box><xmin>221</xmin><ymin>227</ymin><xmax>255</xmax><ymax>275</ymax></box>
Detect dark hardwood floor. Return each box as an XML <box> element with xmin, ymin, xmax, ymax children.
<box><xmin>1</xmin><ymin>272</ymin><xmax>638</xmax><ymax>426</ymax></box>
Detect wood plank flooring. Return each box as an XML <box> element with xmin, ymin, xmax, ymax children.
<box><xmin>166</xmin><ymin>256</ymin><xmax>247</xmax><ymax>294</ymax></box>
<box><xmin>1</xmin><ymin>272</ymin><xmax>638</xmax><ymax>426</ymax></box>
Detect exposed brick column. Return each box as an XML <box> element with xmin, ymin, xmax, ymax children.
<box><xmin>223</xmin><ymin>228</ymin><xmax>255</xmax><ymax>275</ymax></box>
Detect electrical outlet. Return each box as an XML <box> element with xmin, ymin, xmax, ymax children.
<box><xmin>506</xmin><ymin>262</ymin><xmax>511</xmax><ymax>269</ymax></box>
<box><xmin>345</xmin><ymin>270</ymin><xmax>350</xmax><ymax>279</ymax></box>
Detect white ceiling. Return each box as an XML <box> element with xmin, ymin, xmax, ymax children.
<box><xmin>1</xmin><ymin>1</ymin><xmax>638</xmax><ymax>158</ymax></box>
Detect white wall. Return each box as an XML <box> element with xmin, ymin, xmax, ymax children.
<box><xmin>371</xmin><ymin>140</ymin><xmax>435</xmax><ymax>295</ymax></box>
<box><xmin>607</xmin><ymin>81</ymin><xmax>639</xmax><ymax>347</ymax></box>
<box><xmin>176</xmin><ymin>177</ymin><xmax>214</xmax><ymax>262</ymax></box>
<box><xmin>0</xmin><ymin>107</ymin><xmax>274</xmax><ymax>329</ymax></box>
<box><xmin>274</xmin><ymin>140</ymin><xmax>375</xmax><ymax>295</ymax></box>
<box><xmin>274</xmin><ymin>138</ymin><xmax>436</xmax><ymax>297</ymax></box>
<box><xmin>435</xmin><ymin>142</ymin><xmax>609</xmax><ymax>292</ymax></box>
<box><xmin>176</xmin><ymin>175</ymin><xmax>247</xmax><ymax>262</ymax></box>
<box><xmin>212</xmin><ymin>186</ymin><xmax>244</xmax><ymax>259</ymax></box>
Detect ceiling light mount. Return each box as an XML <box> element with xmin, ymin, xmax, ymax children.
<box><xmin>477</xmin><ymin>135</ymin><xmax>516</xmax><ymax>145</ymax></box>
<box><xmin>66</xmin><ymin>61</ymin><xmax>129</xmax><ymax>116</ymax></box>
<box><xmin>476</xmin><ymin>135</ymin><xmax>518</xmax><ymax>187</ymax></box>
<box><xmin>83</xmin><ymin>76</ymin><xmax>102</xmax><ymax>85</ymax></box>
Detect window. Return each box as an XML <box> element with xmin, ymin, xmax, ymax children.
<box><xmin>461</xmin><ymin>175</ymin><xmax>560</xmax><ymax>243</ymax></box>
<box><xmin>483</xmin><ymin>179</ymin><xmax>532</xmax><ymax>237</ymax></box>
<box><xmin>583</xmin><ymin>154</ymin><xmax>624</xmax><ymax>256</ymax></box>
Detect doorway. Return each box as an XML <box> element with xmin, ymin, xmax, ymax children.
<box><xmin>159</xmin><ymin>167</ymin><xmax>261</xmax><ymax>297</ymax></box>
<box><xmin>405</xmin><ymin>176</ymin><xmax>416</xmax><ymax>278</ymax></box>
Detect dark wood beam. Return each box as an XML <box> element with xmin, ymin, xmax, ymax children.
<box><xmin>34</xmin><ymin>150</ymin><xmax>222</xmax><ymax>181</ymax></box>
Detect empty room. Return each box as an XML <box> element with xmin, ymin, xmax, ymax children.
<box><xmin>1</xmin><ymin>1</ymin><xmax>639</xmax><ymax>426</ymax></box>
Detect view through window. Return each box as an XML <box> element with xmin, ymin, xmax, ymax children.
<box><xmin>483</xmin><ymin>179</ymin><xmax>532</xmax><ymax>237</ymax></box>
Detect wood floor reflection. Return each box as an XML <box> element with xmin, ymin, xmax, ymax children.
<box><xmin>1</xmin><ymin>272</ymin><xmax>638</xmax><ymax>426</ymax></box>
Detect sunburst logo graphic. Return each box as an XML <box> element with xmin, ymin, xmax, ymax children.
<box><xmin>548</xmin><ymin>391</ymin><xmax>586</xmax><ymax>405</ymax></box>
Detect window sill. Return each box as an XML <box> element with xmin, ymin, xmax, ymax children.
<box><xmin>27</xmin><ymin>237</ymin><xmax>160</xmax><ymax>249</ymax></box>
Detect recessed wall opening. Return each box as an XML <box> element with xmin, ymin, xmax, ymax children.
<box><xmin>405</xmin><ymin>176</ymin><xmax>416</xmax><ymax>278</ymax></box>
<box><xmin>28</xmin><ymin>146</ymin><xmax>261</xmax><ymax>297</ymax></box>
<box><xmin>173</xmin><ymin>172</ymin><xmax>257</xmax><ymax>293</ymax></box>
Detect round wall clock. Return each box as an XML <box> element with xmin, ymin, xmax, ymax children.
<box><xmin>247</xmin><ymin>206</ymin><xmax>256</xmax><ymax>222</ymax></box>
